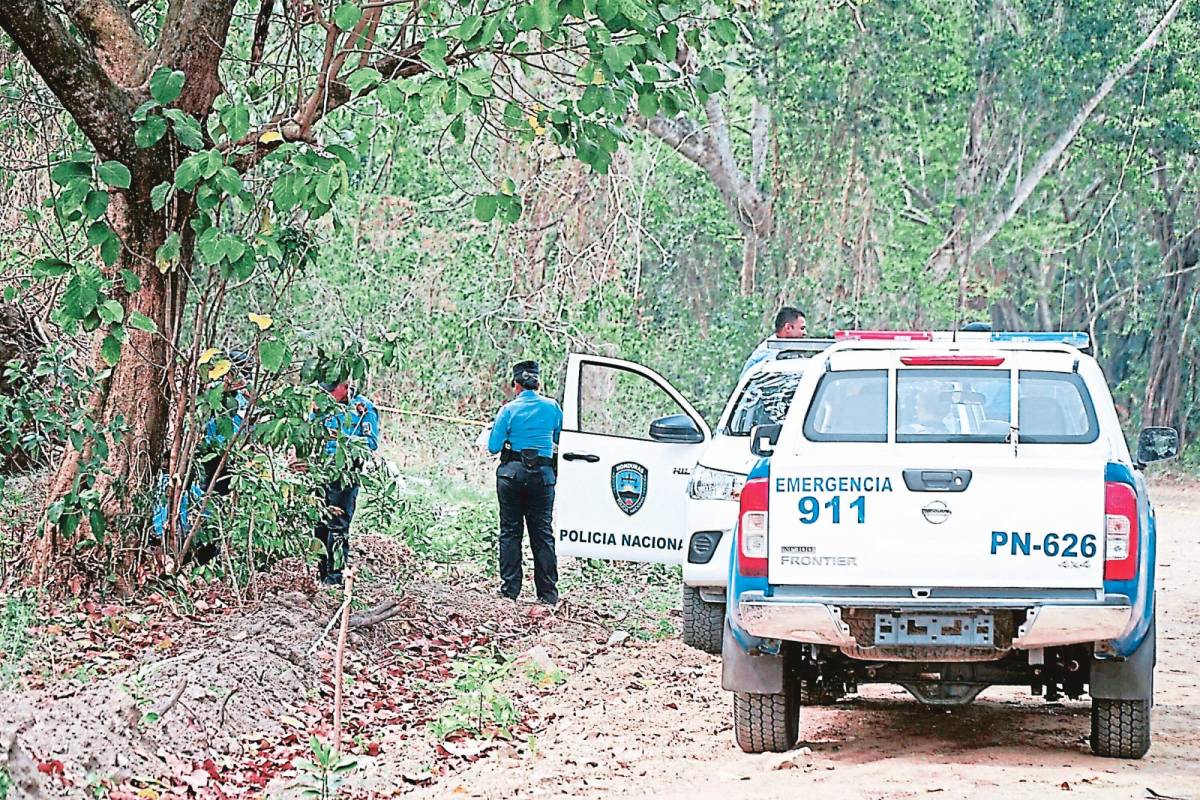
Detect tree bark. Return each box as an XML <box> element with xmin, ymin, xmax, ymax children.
<box><xmin>1141</xmin><ymin>154</ymin><xmax>1198</xmax><ymax>429</ymax></box>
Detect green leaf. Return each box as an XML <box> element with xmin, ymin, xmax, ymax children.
<box><xmin>174</xmin><ymin>154</ymin><xmax>204</xmax><ymax>190</ymax></box>
<box><xmin>421</xmin><ymin>38</ymin><xmax>448</xmax><ymax>73</ymax></box>
<box><xmin>711</xmin><ymin>18</ymin><xmax>738</xmax><ymax>45</ymax></box>
<box><xmin>699</xmin><ymin>66</ymin><xmax>726</xmax><ymax>94</ymax></box>
<box><xmin>87</xmin><ymin>221</ymin><xmax>112</xmax><ymax>247</ymax></box>
<box><xmin>157</xmin><ymin>232</ymin><xmax>181</xmax><ymax>270</ymax></box>
<box><xmin>473</xmin><ymin>194</ymin><xmax>498</xmax><ymax>222</ymax></box>
<box><xmin>50</xmin><ymin>160</ymin><xmax>90</xmax><ymax>187</ymax></box>
<box><xmin>135</xmin><ymin>116</ymin><xmax>168</xmax><ymax>148</ymax></box>
<box><xmin>150</xmin><ymin>67</ymin><xmax>186</xmax><ymax>105</ymax></box>
<box><xmin>98</xmin><ymin>299</ymin><xmax>125</xmax><ymax>324</ymax></box>
<box><xmin>62</xmin><ymin>274</ymin><xmax>99</xmax><ymax>320</ymax></box>
<box><xmin>150</xmin><ymin>182</ymin><xmax>172</xmax><ymax>211</ymax></box>
<box><xmin>98</xmin><ymin>160</ymin><xmax>132</xmax><ymax>189</ymax></box>
<box><xmin>121</xmin><ymin>269</ymin><xmax>142</xmax><ymax>292</ymax></box>
<box><xmin>84</xmin><ymin>190</ymin><xmax>110</xmax><ymax>220</ymax></box>
<box><xmin>165</xmin><ymin>109</ymin><xmax>205</xmax><ymax>150</ymax></box>
<box><xmin>333</xmin><ymin>3</ymin><xmax>362</xmax><ymax>31</ymax></box>
<box><xmin>132</xmin><ymin>100</ymin><xmax>159</xmax><ymax>122</ymax></box>
<box><xmin>127</xmin><ymin>311</ymin><xmax>158</xmax><ymax>333</ymax></box>
<box><xmin>457</xmin><ymin>15</ymin><xmax>483</xmax><ymax>42</ymax></box>
<box><xmin>259</xmin><ymin>338</ymin><xmax>287</xmax><ymax>372</ymax></box>
<box><xmin>346</xmin><ymin>67</ymin><xmax>382</xmax><ymax>93</ymax></box>
<box><xmin>636</xmin><ymin>91</ymin><xmax>658</xmax><ymax>117</ymax></box>
<box><xmin>100</xmin><ymin>234</ymin><xmax>121</xmax><ymax>266</ymax></box>
<box><xmin>458</xmin><ymin>68</ymin><xmax>492</xmax><ymax>98</ymax></box>
<box><xmin>100</xmin><ymin>332</ymin><xmax>123</xmax><ymax>366</ymax></box>
<box><xmin>32</xmin><ymin>258</ymin><xmax>71</xmax><ymax>277</ymax></box>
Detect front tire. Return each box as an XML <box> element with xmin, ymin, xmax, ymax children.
<box><xmin>733</xmin><ymin>687</ymin><xmax>799</xmax><ymax>753</ymax></box>
<box><xmin>1090</xmin><ymin>698</ymin><xmax>1151</xmax><ymax>759</ymax></box>
<box><xmin>682</xmin><ymin>585</ymin><xmax>724</xmax><ymax>655</ymax></box>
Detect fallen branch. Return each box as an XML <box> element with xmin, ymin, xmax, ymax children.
<box><xmin>154</xmin><ymin>679</ymin><xmax>189</xmax><ymax>721</ymax></box>
<box><xmin>349</xmin><ymin>598</ymin><xmax>407</xmax><ymax>629</ymax></box>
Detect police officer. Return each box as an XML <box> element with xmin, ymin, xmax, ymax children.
<box><xmin>312</xmin><ymin>379</ymin><xmax>380</xmax><ymax>585</ymax></box>
<box><xmin>487</xmin><ymin>361</ymin><xmax>563</xmax><ymax>605</ymax></box>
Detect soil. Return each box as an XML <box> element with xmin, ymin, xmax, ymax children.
<box><xmin>411</xmin><ymin>480</ymin><xmax>1200</xmax><ymax>800</ymax></box>
<box><xmin>1</xmin><ymin>480</ymin><xmax>1197</xmax><ymax>798</ymax></box>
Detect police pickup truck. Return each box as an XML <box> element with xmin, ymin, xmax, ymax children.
<box><xmin>551</xmin><ymin>331</ymin><xmax>1177</xmax><ymax>760</ymax></box>
<box><xmin>723</xmin><ymin>331</ymin><xmax>1177</xmax><ymax>759</ymax></box>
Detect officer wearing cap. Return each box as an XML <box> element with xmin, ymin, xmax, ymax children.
<box><xmin>487</xmin><ymin>361</ymin><xmax>563</xmax><ymax>605</ymax></box>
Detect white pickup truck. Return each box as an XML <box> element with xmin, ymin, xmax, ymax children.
<box><xmin>552</xmin><ymin>331</ymin><xmax>1178</xmax><ymax>760</ymax></box>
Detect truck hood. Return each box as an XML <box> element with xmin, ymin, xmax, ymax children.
<box><xmin>696</xmin><ymin>433</ymin><xmax>758</xmax><ymax>476</ymax></box>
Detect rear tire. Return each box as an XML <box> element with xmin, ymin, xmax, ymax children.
<box><xmin>682</xmin><ymin>585</ymin><xmax>724</xmax><ymax>655</ymax></box>
<box><xmin>1090</xmin><ymin>698</ymin><xmax>1151</xmax><ymax>759</ymax></box>
<box><xmin>733</xmin><ymin>686</ymin><xmax>799</xmax><ymax>753</ymax></box>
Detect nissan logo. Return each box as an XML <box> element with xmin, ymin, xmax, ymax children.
<box><xmin>922</xmin><ymin>501</ymin><xmax>951</xmax><ymax>524</ymax></box>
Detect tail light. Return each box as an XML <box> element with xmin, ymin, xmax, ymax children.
<box><xmin>1104</xmin><ymin>482</ymin><xmax>1138</xmax><ymax>581</ymax></box>
<box><xmin>738</xmin><ymin>478</ymin><xmax>769</xmax><ymax>577</ymax></box>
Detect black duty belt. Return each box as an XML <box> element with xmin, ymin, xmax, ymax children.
<box><xmin>499</xmin><ymin>449</ymin><xmax>555</xmax><ymax>467</ymax></box>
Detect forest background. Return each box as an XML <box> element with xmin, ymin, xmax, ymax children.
<box><xmin>0</xmin><ymin>0</ymin><xmax>1197</xmax><ymax>593</ymax></box>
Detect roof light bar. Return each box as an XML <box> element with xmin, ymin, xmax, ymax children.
<box><xmin>835</xmin><ymin>330</ymin><xmax>934</xmax><ymax>342</ymax></box>
<box><xmin>990</xmin><ymin>331</ymin><xmax>1091</xmax><ymax>348</ymax></box>
<box><xmin>900</xmin><ymin>355</ymin><xmax>1006</xmax><ymax>367</ymax></box>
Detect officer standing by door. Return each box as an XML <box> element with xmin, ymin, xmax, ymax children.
<box><xmin>487</xmin><ymin>361</ymin><xmax>563</xmax><ymax>605</ymax></box>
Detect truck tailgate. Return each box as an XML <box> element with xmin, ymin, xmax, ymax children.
<box><xmin>767</xmin><ymin>455</ymin><xmax>1105</xmax><ymax>589</ymax></box>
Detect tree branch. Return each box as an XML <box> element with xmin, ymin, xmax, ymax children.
<box><xmin>932</xmin><ymin>0</ymin><xmax>1188</xmax><ymax>276</ymax></box>
<box><xmin>156</xmin><ymin>0</ymin><xmax>238</xmax><ymax>118</ymax></box>
<box><xmin>63</xmin><ymin>0</ymin><xmax>152</xmax><ymax>87</ymax></box>
<box><xmin>0</xmin><ymin>0</ymin><xmax>136</xmax><ymax>160</ymax></box>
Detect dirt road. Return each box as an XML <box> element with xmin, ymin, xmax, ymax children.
<box><xmin>417</xmin><ymin>481</ymin><xmax>1200</xmax><ymax>800</ymax></box>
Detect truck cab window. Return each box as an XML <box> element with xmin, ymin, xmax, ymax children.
<box><xmin>802</xmin><ymin>369</ymin><xmax>887</xmax><ymax>443</ymax></box>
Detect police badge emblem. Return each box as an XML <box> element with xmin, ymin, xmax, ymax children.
<box><xmin>611</xmin><ymin>462</ymin><xmax>648</xmax><ymax>515</ymax></box>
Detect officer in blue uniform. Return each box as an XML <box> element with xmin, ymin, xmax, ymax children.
<box><xmin>313</xmin><ymin>379</ymin><xmax>380</xmax><ymax>585</ymax></box>
<box><xmin>488</xmin><ymin>361</ymin><xmax>563</xmax><ymax>604</ymax></box>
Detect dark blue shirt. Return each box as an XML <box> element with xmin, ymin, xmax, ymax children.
<box><xmin>488</xmin><ymin>390</ymin><xmax>563</xmax><ymax>458</ymax></box>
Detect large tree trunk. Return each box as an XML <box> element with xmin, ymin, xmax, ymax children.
<box><xmin>32</xmin><ymin>188</ymin><xmax>176</xmax><ymax>587</ymax></box>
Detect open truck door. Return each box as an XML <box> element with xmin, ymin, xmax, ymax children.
<box><xmin>556</xmin><ymin>354</ymin><xmax>710</xmax><ymax>563</ymax></box>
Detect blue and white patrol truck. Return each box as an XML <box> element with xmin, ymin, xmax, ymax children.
<box><xmin>724</xmin><ymin>331</ymin><xmax>1176</xmax><ymax>759</ymax></box>
<box><xmin>552</xmin><ymin>331</ymin><xmax>1177</xmax><ymax>760</ymax></box>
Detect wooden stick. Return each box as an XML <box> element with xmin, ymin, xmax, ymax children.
<box><xmin>332</xmin><ymin>568</ymin><xmax>355</xmax><ymax>756</ymax></box>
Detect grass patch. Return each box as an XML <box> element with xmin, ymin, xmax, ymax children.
<box><xmin>0</xmin><ymin>590</ymin><xmax>39</xmax><ymax>688</ymax></box>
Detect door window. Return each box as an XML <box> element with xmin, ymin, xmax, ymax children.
<box><xmin>1017</xmin><ymin>371</ymin><xmax>1099</xmax><ymax>443</ymax></box>
<box><xmin>802</xmin><ymin>369</ymin><xmax>887</xmax><ymax>442</ymax></box>
<box><xmin>577</xmin><ymin>362</ymin><xmax>695</xmax><ymax>440</ymax></box>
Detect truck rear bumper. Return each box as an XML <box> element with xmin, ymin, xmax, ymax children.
<box><xmin>736</xmin><ymin>593</ymin><xmax>1133</xmax><ymax>649</ymax></box>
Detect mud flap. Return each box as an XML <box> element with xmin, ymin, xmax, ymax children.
<box><xmin>1091</xmin><ymin>618</ymin><xmax>1155</xmax><ymax>702</ymax></box>
<box><xmin>721</xmin><ymin>621</ymin><xmax>783</xmax><ymax>694</ymax></box>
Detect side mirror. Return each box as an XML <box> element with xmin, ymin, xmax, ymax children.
<box><xmin>1137</xmin><ymin>426</ymin><xmax>1179</xmax><ymax>466</ymax></box>
<box><xmin>750</xmin><ymin>423</ymin><xmax>782</xmax><ymax>457</ymax></box>
<box><xmin>649</xmin><ymin>414</ymin><xmax>705</xmax><ymax>444</ymax></box>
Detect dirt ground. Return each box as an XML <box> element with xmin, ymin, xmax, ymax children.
<box><xmin>411</xmin><ymin>480</ymin><xmax>1200</xmax><ymax>800</ymax></box>
<box><xmin>1</xmin><ymin>480</ymin><xmax>1197</xmax><ymax>798</ymax></box>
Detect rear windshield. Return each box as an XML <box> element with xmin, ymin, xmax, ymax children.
<box><xmin>802</xmin><ymin>370</ymin><xmax>887</xmax><ymax>443</ymax></box>
<box><xmin>725</xmin><ymin>371</ymin><xmax>802</xmax><ymax>435</ymax></box>
<box><xmin>802</xmin><ymin>368</ymin><xmax>1098</xmax><ymax>444</ymax></box>
<box><xmin>897</xmin><ymin>369</ymin><xmax>1011</xmax><ymax>443</ymax></box>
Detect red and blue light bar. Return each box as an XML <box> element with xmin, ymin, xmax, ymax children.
<box><xmin>835</xmin><ymin>330</ymin><xmax>1091</xmax><ymax>349</ymax></box>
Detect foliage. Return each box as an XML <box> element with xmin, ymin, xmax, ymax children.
<box><xmin>0</xmin><ymin>590</ymin><xmax>38</xmax><ymax>688</ymax></box>
<box><xmin>429</xmin><ymin>647</ymin><xmax>519</xmax><ymax>740</ymax></box>
<box><xmin>294</xmin><ymin>736</ymin><xmax>358</xmax><ymax>800</ymax></box>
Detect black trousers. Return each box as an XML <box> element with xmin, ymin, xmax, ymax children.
<box><xmin>496</xmin><ymin>462</ymin><xmax>558</xmax><ymax>602</ymax></box>
<box><xmin>314</xmin><ymin>481</ymin><xmax>359</xmax><ymax>578</ymax></box>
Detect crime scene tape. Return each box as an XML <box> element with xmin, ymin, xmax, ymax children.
<box><xmin>375</xmin><ymin>404</ymin><xmax>488</xmax><ymax>428</ymax></box>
